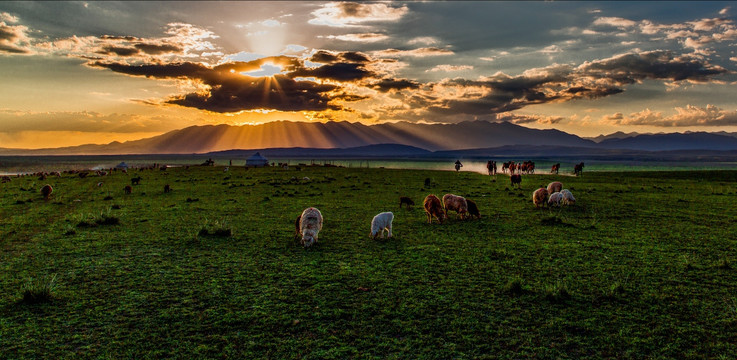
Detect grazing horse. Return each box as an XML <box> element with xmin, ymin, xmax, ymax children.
<box><xmin>501</xmin><ymin>162</ymin><xmax>510</xmax><ymax>174</ymax></box>
<box><xmin>551</xmin><ymin>163</ymin><xmax>560</xmax><ymax>174</ymax></box>
<box><xmin>509</xmin><ymin>162</ymin><xmax>517</xmax><ymax>174</ymax></box>
<box><xmin>510</xmin><ymin>174</ymin><xmax>522</xmax><ymax>189</ymax></box>
<box><xmin>574</xmin><ymin>162</ymin><xmax>585</xmax><ymax>176</ymax></box>
<box><xmin>485</xmin><ymin>161</ymin><xmax>497</xmax><ymax>176</ymax></box>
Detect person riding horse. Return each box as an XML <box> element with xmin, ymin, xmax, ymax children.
<box><xmin>454</xmin><ymin>160</ymin><xmax>463</xmax><ymax>172</ymax></box>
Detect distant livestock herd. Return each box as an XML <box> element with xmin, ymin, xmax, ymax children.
<box><xmin>295</xmin><ymin>180</ymin><xmax>573</xmax><ymax>248</ymax></box>
<box><xmin>3</xmin><ymin>162</ymin><xmax>580</xmax><ymax>250</ymax></box>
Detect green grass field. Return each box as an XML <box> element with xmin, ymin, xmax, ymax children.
<box><xmin>1</xmin><ymin>166</ymin><xmax>737</xmax><ymax>358</ymax></box>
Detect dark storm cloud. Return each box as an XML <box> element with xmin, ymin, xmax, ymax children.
<box><xmin>134</xmin><ymin>43</ymin><xmax>182</xmax><ymax>55</ymax></box>
<box><xmin>98</xmin><ymin>45</ymin><xmax>139</xmax><ymax>56</ymax></box>
<box><xmin>379</xmin><ymin>50</ymin><xmax>727</xmax><ymax>121</ymax></box>
<box><xmin>168</xmin><ymin>74</ymin><xmax>340</xmax><ymax>113</ymax></box>
<box><xmin>577</xmin><ymin>50</ymin><xmax>727</xmax><ymax>83</ymax></box>
<box><xmin>372</xmin><ymin>78</ymin><xmax>421</xmax><ymax>92</ymax></box>
<box><xmin>91</xmin><ymin>60</ymin><xmax>340</xmax><ymax>113</ymax></box>
<box><xmin>309</xmin><ymin>50</ymin><xmax>371</xmax><ymax>64</ymax></box>
<box><xmin>290</xmin><ymin>62</ymin><xmax>374</xmax><ymax>81</ymax></box>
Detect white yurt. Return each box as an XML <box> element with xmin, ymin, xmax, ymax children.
<box><xmin>245</xmin><ymin>152</ymin><xmax>269</xmax><ymax>167</ymax></box>
<box><xmin>115</xmin><ymin>162</ymin><xmax>129</xmax><ymax>170</ymax></box>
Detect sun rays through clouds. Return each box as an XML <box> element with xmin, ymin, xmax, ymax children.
<box><xmin>1</xmin><ymin>1</ymin><xmax>737</xmax><ymax>147</ymax></box>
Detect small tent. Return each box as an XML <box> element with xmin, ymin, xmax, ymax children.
<box><xmin>115</xmin><ymin>162</ymin><xmax>129</xmax><ymax>170</ymax></box>
<box><xmin>246</xmin><ymin>152</ymin><xmax>269</xmax><ymax>167</ymax></box>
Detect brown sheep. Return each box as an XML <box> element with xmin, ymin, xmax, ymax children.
<box><xmin>466</xmin><ymin>199</ymin><xmax>481</xmax><ymax>219</ymax></box>
<box><xmin>423</xmin><ymin>194</ymin><xmax>445</xmax><ymax>224</ymax></box>
<box><xmin>124</xmin><ymin>185</ymin><xmax>132</xmax><ymax>194</ymax></box>
<box><xmin>510</xmin><ymin>174</ymin><xmax>522</xmax><ymax>189</ymax></box>
<box><xmin>546</xmin><ymin>181</ymin><xmax>563</xmax><ymax>194</ymax></box>
<box><xmin>532</xmin><ymin>188</ymin><xmax>548</xmax><ymax>208</ymax></box>
<box><xmin>442</xmin><ymin>193</ymin><xmax>468</xmax><ymax>219</ymax></box>
<box><xmin>399</xmin><ymin>196</ymin><xmax>414</xmax><ymax>209</ymax></box>
<box><xmin>40</xmin><ymin>184</ymin><xmax>53</xmax><ymax>199</ymax></box>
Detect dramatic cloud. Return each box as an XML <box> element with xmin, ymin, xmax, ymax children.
<box><xmin>37</xmin><ymin>22</ymin><xmax>219</xmax><ymax>63</ymax></box>
<box><xmin>375</xmin><ymin>50</ymin><xmax>727</xmax><ymax>122</ymax></box>
<box><xmin>576</xmin><ymin>51</ymin><xmax>726</xmax><ymax>84</ymax></box>
<box><xmin>0</xmin><ymin>12</ymin><xmax>33</xmax><ymax>54</ymax></box>
<box><xmin>371</xmin><ymin>78</ymin><xmax>420</xmax><ymax>92</ymax></box>
<box><xmin>603</xmin><ymin>105</ymin><xmax>737</xmax><ymax>127</ymax></box>
<box><xmin>495</xmin><ymin>112</ymin><xmax>564</xmax><ymax>125</ymax></box>
<box><xmin>593</xmin><ymin>17</ymin><xmax>637</xmax><ymax>28</ymax></box>
<box><xmin>321</xmin><ymin>33</ymin><xmax>389</xmax><ymax>42</ymax></box>
<box><xmin>309</xmin><ymin>2</ymin><xmax>408</xmax><ymax>27</ymax></box>
<box><xmin>86</xmin><ymin>51</ymin><xmax>395</xmax><ymax>113</ymax></box>
<box><xmin>426</xmin><ymin>65</ymin><xmax>474</xmax><ymax>72</ymax></box>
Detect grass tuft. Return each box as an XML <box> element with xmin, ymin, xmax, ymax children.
<box><xmin>20</xmin><ymin>274</ymin><xmax>58</xmax><ymax>305</ymax></box>
<box><xmin>717</xmin><ymin>258</ymin><xmax>732</xmax><ymax>270</ymax></box>
<box><xmin>544</xmin><ymin>281</ymin><xmax>571</xmax><ymax>303</ymax></box>
<box><xmin>62</xmin><ymin>224</ymin><xmax>76</xmax><ymax>236</ymax></box>
<box><xmin>504</xmin><ymin>277</ymin><xmax>526</xmax><ymax>295</ymax></box>
<box><xmin>198</xmin><ymin>219</ymin><xmax>233</xmax><ymax>238</ymax></box>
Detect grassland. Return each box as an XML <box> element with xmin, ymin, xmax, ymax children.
<box><xmin>1</xmin><ymin>165</ymin><xmax>737</xmax><ymax>358</ymax></box>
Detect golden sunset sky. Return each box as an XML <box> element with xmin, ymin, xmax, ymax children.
<box><xmin>1</xmin><ymin>1</ymin><xmax>737</xmax><ymax>148</ymax></box>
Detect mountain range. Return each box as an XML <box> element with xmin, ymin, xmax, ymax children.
<box><xmin>2</xmin><ymin>120</ymin><xmax>737</xmax><ymax>155</ymax></box>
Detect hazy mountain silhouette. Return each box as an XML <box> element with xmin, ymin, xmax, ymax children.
<box><xmin>586</xmin><ymin>131</ymin><xmax>645</xmax><ymax>142</ymax></box>
<box><xmin>2</xmin><ymin>120</ymin><xmax>737</xmax><ymax>155</ymax></box>
<box><xmin>0</xmin><ymin>120</ymin><xmax>596</xmax><ymax>155</ymax></box>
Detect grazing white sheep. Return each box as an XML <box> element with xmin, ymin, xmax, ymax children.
<box><xmin>299</xmin><ymin>207</ymin><xmax>323</xmax><ymax>248</ymax></box>
<box><xmin>560</xmin><ymin>189</ymin><xmax>576</xmax><ymax>205</ymax></box>
<box><xmin>370</xmin><ymin>212</ymin><xmax>394</xmax><ymax>239</ymax></box>
<box><xmin>548</xmin><ymin>192</ymin><xmax>563</xmax><ymax>207</ymax></box>
<box><xmin>547</xmin><ymin>181</ymin><xmax>563</xmax><ymax>194</ymax></box>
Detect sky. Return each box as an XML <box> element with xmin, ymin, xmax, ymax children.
<box><xmin>1</xmin><ymin>1</ymin><xmax>737</xmax><ymax>148</ymax></box>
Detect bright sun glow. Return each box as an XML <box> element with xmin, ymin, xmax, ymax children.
<box><xmin>241</xmin><ymin>63</ymin><xmax>284</xmax><ymax>77</ymax></box>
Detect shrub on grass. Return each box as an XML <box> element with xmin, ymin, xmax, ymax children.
<box><xmin>20</xmin><ymin>274</ymin><xmax>57</xmax><ymax>304</ymax></box>
<box><xmin>504</xmin><ymin>277</ymin><xmax>527</xmax><ymax>295</ymax></box>
<box><xmin>74</xmin><ymin>209</ymin><xmax>120</xmax><ymax>228</ymax></box>
<box><xmin>544</xmin><ymin>281</ymin><xmax>571</xmax><ymax>302</ymax></box>
<box><xmin>716</xmin><ymin>258</ymin><xmax>731</xmax><ymax>270</ymax></box>
<box><xmin>198</xmin><ymin>219</ymin><xmax>233</xmax><ymax>238</ymax></box>
<box><xmin>62</xmin><ymin>224</ymin><xmax>76</xmax><ymax>236</ymax></box>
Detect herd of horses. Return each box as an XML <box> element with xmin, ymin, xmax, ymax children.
<box><xmin>485</xmin><ymin>161</ymin><xmax>585</xmax><ymax>176</ymax></box>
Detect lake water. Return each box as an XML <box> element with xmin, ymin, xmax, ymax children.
<box><xmin>2</xmin><ymin>155</ymin><xmax>737</xmax><ymax>176</ymax></box>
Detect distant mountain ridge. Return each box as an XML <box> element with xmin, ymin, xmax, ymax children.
<box><xmin>1</xmin><ymin>120</ymin><xmax>737</xmax><ymax>155</ymax></box>
<box><xmin>0</xmin><ymin>120</ymin><xmax>596</xmax><ymax>155</ymax></box>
